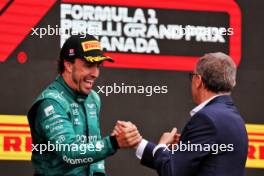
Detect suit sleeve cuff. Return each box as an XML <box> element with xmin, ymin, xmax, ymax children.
<box><xmin>152</xmin><ymin>144</ymin><xmax>167</xmax><ymax>157</ymax></box>
<box><xmin>135</xmin><ymin>139</ymin><xmax>148</xmax><ymax>160</ymax></box>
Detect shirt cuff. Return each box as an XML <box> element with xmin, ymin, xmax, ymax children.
<box><xmin>135</xmin><ymin>139</ymin><xmax>148</xmax><ymax>160</ymax></box>
<box><xmin>152</xmin><ymin>144</ymin><xmax>167</xmax><ymax>157</ymax></box>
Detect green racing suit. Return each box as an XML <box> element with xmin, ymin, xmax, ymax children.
<box><xmin>27</xmin><ymin>76</ymin><xmax>118</xmax><ymax>176</ymax></box>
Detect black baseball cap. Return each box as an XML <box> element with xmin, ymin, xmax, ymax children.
<box><xmin>60</xmin><ymin>34</ymin><xmax>114</xmax><ymax>63</ymax></box>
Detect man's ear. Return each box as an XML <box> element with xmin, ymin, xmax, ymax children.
<box><xmin>196</xmin><ymin>75</ymin><xmax>203</xmax><ymax>89</ymax></box>
<box><xmin>64</xmin><ymin>60</ymin><xmax>73</xmax><ymax>73</ymax></box>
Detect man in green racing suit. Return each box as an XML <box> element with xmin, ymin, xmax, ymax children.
<box><xmin>27</xmin><ymin>34</ymin><xmax>142</xmax><ymax>176</ymax></box>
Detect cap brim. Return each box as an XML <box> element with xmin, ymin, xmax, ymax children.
<box><xmin>83</xmin><ymin>56</ymin><xmax>114</xmax><ymax>63</ymax></box>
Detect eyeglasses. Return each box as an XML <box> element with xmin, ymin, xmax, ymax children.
<box><xmin>189</xmin><ymin>72</ymin><xmax>200</xmax><ymax>81</ymax></box>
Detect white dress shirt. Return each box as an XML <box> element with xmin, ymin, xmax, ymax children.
<box><xmin>135</xmin><ymin>95</ymin><xmax>222</xmax><ymax>159</ymax></box>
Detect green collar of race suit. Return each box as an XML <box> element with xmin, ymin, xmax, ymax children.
<box><xmin>56</xmin><ymin>75</ymin><xmax>87</xmax><ymax>102</ymax></box>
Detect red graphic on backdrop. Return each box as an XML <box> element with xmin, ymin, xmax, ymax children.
<box><xmin>0</xmin><ymin>0</ymin><xmax>12</xmax><ymax>14</ymax></box>
<box><xmin>0</xmin><ymin>0</ymin><xmax>56</xmax><ymax>63</ymax></box>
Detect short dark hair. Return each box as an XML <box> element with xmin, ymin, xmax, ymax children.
<box><xmin>196</xmin><ymin>52</ymin><xmax>237</xmax><ymax>93</ymax></box>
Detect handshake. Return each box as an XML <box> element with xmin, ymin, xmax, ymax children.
<box><xmin>111</xmin><ymin>121</ymin><xmax>180</xmax><ymax>149</ymax></box>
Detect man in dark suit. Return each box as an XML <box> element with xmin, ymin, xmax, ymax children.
<box><xmin>114</xmin><ymin>52</ymin><xmax>248</xmax><ymax>176</ymax></box>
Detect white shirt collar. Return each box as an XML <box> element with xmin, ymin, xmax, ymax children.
<box><xmin>190</xmin><ymin>95</ymin><xmax>222</xmax><ymax>117</ymax></box>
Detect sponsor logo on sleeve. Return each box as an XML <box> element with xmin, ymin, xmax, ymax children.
<box><xmin>44</xmin><ymin>105</ymin><xmax>55</xmax><ymax>117</ymax></box>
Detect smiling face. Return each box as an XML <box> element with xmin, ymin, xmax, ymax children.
<box><xmin>63</xmin><ymin>58</ymin><xmax>101</xmax><ymax>95</ymax></box>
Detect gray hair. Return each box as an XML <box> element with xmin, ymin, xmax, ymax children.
<box><xmin>196</xmin><ymin>52</ymin><xmax>237</xmax><ymax>93</ymax></box>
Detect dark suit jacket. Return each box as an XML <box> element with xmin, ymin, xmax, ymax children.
<box><xmin>141</xmin><ymin>95</ymin><xmax>248</xmax><ymax>176</ymax></box>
